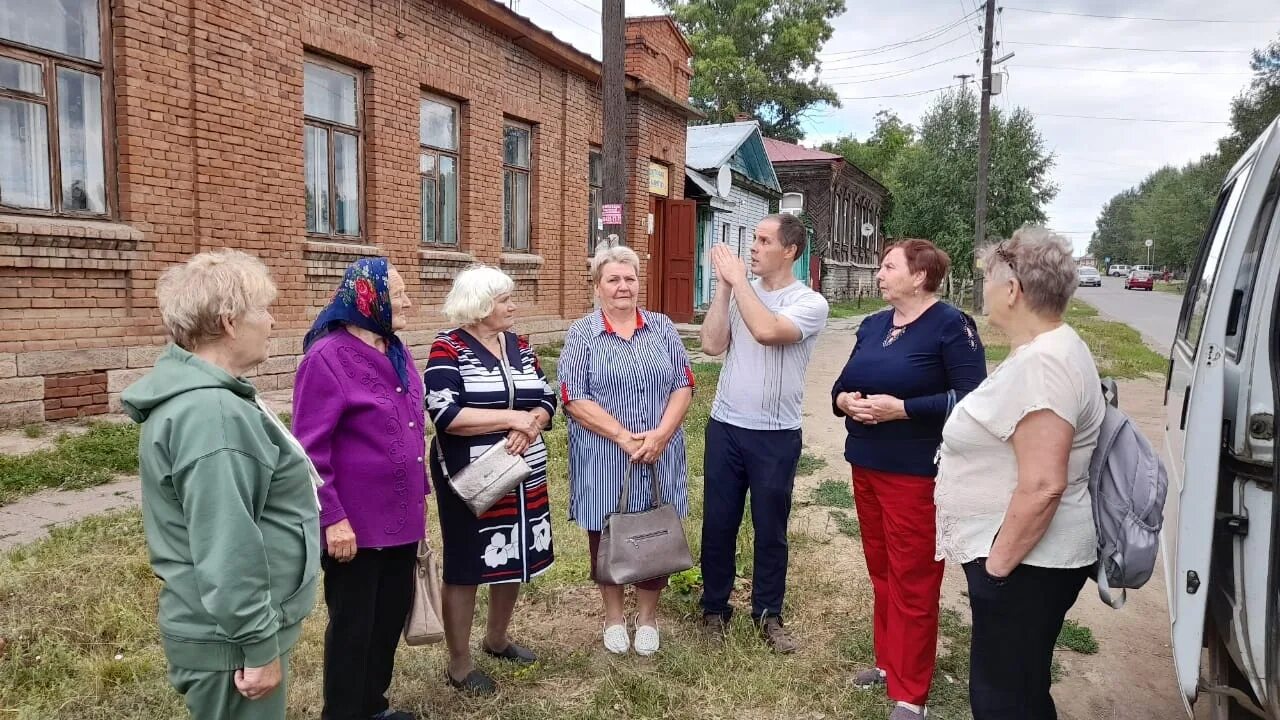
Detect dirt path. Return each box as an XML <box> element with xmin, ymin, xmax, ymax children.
<box><xmin>798</xmin><ymin>315</ymin><xmax>1191</xmax><ymax>720</ymax></box>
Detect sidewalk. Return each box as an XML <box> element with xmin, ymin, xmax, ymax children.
<box><xmin>0</xmin><ymin>389</ymin><xmax>296</xmax><ymax>552</ymax></box>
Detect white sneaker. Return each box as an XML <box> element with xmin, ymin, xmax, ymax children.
<box><xmin>603</xmin><ymin>624</ymin><xmax>630</xmax><ymax>654</ymax></box>
<box><xmin>634</xmin><ymin>624</ymin><xmax>660</xmax><ymax>656</ymax></box>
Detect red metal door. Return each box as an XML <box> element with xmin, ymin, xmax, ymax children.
<box><xmin>661</xmin><ymin>199</ymin><xmax>697</xmax><ymax>323</ymax></box>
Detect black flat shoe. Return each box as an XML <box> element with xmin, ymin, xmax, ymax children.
<box><xmin>446</xmin><ymin>669</ymin><xmax>497</xmax><ymax>695</ymax></box>
<box><xmin>371</xmin><ymin>712</ymin><xmax>416</xmax><ymax>720</ymax></box>
<box><xmin>481</xmin><ymin>639</ymin><xmax>537</xmax><ymax>664</ymax></box>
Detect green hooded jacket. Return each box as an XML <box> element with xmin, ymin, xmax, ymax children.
<box><xmin>122</xmin><ymin>345</ymin><xmax>320</xmax><ymax>671</ymax></box>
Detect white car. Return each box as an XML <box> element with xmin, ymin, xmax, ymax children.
<box><xmin>1163</xmin><ymin>112</ymin><xmax>1280</xmax><ymax>719</ymax></box>
<box><xmin>1077</xmin><ymin>266</ymin><xmax>1102</xmax><ymax>287</ymax></box>
<box><xmin>1109</xmin><ymin>263</ymin><xmax>1131</xmax><ymax>277</ymax></box>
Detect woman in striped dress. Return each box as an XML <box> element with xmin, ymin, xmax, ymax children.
<box><xmin>424</xmin><ymin>265</ymin><xmax>557</xmax><ymax>695</ymax></box>
<box><xmin>558</xmin><ymin>242</ymin><xmax>695</xmax><ymax>656</ymax></box>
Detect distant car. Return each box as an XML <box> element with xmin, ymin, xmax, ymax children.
<box><xmin>1125</xmin><ymin>270</ymin><xmax>1154</xmax><ymax>290</ymax></box>
<box><xmin>1133</xmin><ymin>264</ymin><xmax>1154</xmax><ymax>273</ymax></box>
<box><xmin>1077</xmin><ymin>267</ymin><xmax>1102</xmax><ymax>287</ymax></box>
<box><xmin>1109</xmin><ymin>264</ymin><xmax>1131</xmax><ymax>277</ymax></box>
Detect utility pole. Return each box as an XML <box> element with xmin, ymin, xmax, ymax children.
<box><xmin>601</xmin><ymin>0</ymin><xmax>627</xmax><ymax>247</ymax></box>
<box><xmin>972</xmin><ymin>0</ymin><xmax>996</xmax><ymax>314</ymax></box>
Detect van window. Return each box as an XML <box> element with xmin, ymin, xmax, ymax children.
<box><xmin>1225</xmin><ymin>165</ymin><xmax>1280</xmax><ymax>358</ymax></box>
<box><xmin>1178</xmin><ymin>166</ymin><xmax>1252</xmax><ymax>353</ymax></box>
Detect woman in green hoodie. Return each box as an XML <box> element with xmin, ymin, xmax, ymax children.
<box><xmin>122</xmin><ymin>250</ymin><xmax>322</xmax><ymax>720</ymax></box>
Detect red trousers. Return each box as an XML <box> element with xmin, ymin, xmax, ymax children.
<box><xmin>851</xmin><ymin>465</ymin><xmax>944</xmax><ymax>706</ymax></box>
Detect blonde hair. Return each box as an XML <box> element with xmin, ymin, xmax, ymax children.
<box><xmin>589</xmin><ymin>240</ymin><xmax>641</xmax><ymax>284</ymax></box>
<box><xmin>443</xmin><ymin>265</ymin><xmax>516</xmax><ymax>325</ymax></box>
<box><xmin>156</xmin><ymin>249</ymin><xmax>277</xmax><ymax>350</ymax></box>
<box><xmin>981</xmin><ymin>225</ymin><xmax>1078</xmax><ymax>318</ymax></box>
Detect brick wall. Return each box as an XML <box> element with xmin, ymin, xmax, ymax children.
<box><xmin>0</xmin><ymin>0</ymin><xmax>693</xmax><ymax>426</ymax></box>
<box><xmin>44</xmin><ymin>372</ymin><xmax>109</xmax><ymax>421</ymax></box>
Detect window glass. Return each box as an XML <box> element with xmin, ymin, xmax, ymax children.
<box><xmin>0</xmin><ymin>0</ymin><xmax>100</xmax><ymax>61</ymax></box>
<box><xmin>0</xmin><ymin>97</ymin><xmax>51</xmax><ymax>209</ymax></box>
<box><xmin>304</xmin><ymin>126</ymin><xmax>329</xmax><ymax>233</ymax></box>
<box><xmin>303</xmin><ymin>62</ymin><xmax>357</xmax><ymax>126</ymax></box>
<box><xmin>504</xmin><ymin>125</ymin><xmax>530</xmax><ymax>168</ymax></box>
<box><xmin>0</xmin><ymin>54</ymin><xmax>42</xmax><ymax>94</ymax></box>
<box><xmin>420</xmin><ymin>97</ymin><xmax>456</xmax><ymax>150</ymax></box>
<box><xmin>439</xmin><ymin>154</ymin><xmax>458</xmax><ymax>245</ymax></box>
<box><xmin>56</xmin><ymin>67</ymin><xmax>105</xmax><ymax>212</ymax></box>
<box><xmin>333</xmin><ymin>131</ymin><xmax>360</xmax><ymax>235</ymax></box>
<box><xmin>1179</xmin><ymin>167</ymin><xmax>1251</xmax><ymax>352</ymax></box>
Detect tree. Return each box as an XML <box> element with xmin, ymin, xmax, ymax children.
<box><xmin>1218</xmin><ymin>32</ymin><xmax>1280</xmax><ymax>163</ymax></box>
<box><xmin>886</xmin><ymin>88</ymin><xmax>1057</xmax><ymax>275</ymax></box>
<box><xmin>820</xmin><ymin>110</ymin><xmax>915</xmax><ymax>184</ymax></box>
<box><xmin>659</xmin><ymin>0</ymin><xmax>846</xmax><ymax>141</ymax></box>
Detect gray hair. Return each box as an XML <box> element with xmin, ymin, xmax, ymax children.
<box><xmin>443</xmin><ymin>264</ymin><xmax>516</xmax><ymax>325</ymax></box>
<box><xmin>589</xmin><ymin>241</ymin><xmax>641</xmax><ymax>284</ymax></box>
<box><xmin>156</xmin><ymin>249</ymin><xmax>277</xmax><ymax>350</ymax></box>
<box><xmin>981</xmin><ymin>225</ymin><xmax>1077</xmax><ymax>318</ymax></box>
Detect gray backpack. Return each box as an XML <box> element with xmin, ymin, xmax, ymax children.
<box><xmin>1087</xmin><ymin>379</ymin><xmax>1169</xmax><ymax>609</ymax></box>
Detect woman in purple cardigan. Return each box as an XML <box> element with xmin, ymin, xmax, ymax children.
<box><xmin>293</xmin><ymin>257</ymin><xmax>425</xmax><ymax>720</ymax></box>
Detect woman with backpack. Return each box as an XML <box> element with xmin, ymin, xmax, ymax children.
<box><xmin>934</xmin><ymin>226</ymin><xmax>1106</xmax><ymax>719</ymax></box>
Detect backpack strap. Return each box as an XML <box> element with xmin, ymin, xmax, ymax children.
<box><xmin>1096</xmin><ymin>563</ymin><xmax>1126</xmax><ymax>609</ymax></box>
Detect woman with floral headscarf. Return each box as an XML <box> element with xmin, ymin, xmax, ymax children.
<box><xmin>293</xmin><ymin>257</ymin><xmax>426</xmax><ymax>720</ymax></box>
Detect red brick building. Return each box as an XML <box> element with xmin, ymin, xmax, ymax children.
<box><xmin>0</xmin><ymin>0</ymin><xmax>697</xmax><ymax>425</ymax></box>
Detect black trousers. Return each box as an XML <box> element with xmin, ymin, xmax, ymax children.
<box><xmin>699</xmin><ymin>418</ymin><xmax>802</xmax><ymax>620</ymax></box>
<box><xmin>964</xmin><ymin>559</ymin><xmax>1090</xmax><ymax>720</ymax></box>
<box><xmin>321</xmin><ymin>542</ymin><xmax>417</xmax><ymax>720</ymax></box>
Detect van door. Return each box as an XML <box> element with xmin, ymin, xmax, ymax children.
<box><xmin>1165</xmin><ymin>162</ymin><xmax>1256</xmax><ymax>711</ymax></box>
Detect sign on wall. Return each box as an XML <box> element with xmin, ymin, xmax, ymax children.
<box><xmin>648</xmin><ymin>162</ymin><xmax>669</xmax><ymax>197</ymax></box>
<box><xmin>602</xmin><ymin>204</ymin><xmax>623</xmax><ymax>225</ymax></box>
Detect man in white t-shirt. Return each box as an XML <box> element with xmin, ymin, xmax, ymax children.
<box><xmin>698</xmin><ymin>213</ymin><xmax>829</xmax><ymax>653</ymax></box>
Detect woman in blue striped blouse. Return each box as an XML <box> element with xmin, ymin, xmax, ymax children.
<box><xmin>558</xmin><ymin>242</ymin><xmax>695</xmax><ymax>657</ymax></box>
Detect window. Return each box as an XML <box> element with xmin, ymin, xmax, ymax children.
<box><xmin>588</xmin><ymin>149</ymin><xmax>602</xmax><ymax>250</ymax></box>
<box><xmin>780</xmin><ymin>192</ymin><xmax>803</xmax><ymax>215</ymax></box>
<box><xmin>420</xmin><ymin>95</ymin><xmax>459</xmax><ymax>246</ymax></box>
<box><xmin>1178</xmin><ymin>167</ymin><xmax>1252</xmax><ymax>353</ymax></box>
<box><xmin>502</xmin><ymin>121</ymin><xmax>531</xmax><ymax>250</ymax></box>
<box><xmin>720</xmin><ymin>222</ymin><xmax>729</xmax><ymax>245</ymax></box>
<box><xmin>1225</xmin><ymin>165</ymin><xmax>1279</xmax><ymax>357</ymax></box>
<box><xmin>0</xmin><ymin>0</ymin><xmax>109</xmax><ymax>215</ymax></box>
<box><xmin>304</xmin><ymin>58</ymin><xmax>361</xmax><ymax>238</ymax></box>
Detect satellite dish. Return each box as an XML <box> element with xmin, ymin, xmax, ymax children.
<box><xmin>716</xmin><ymin>165</ymin><xmax>733</xmax><ymax>197</ymax></box>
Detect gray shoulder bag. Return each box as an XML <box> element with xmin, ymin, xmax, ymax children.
<box><xmin>433</xmin><ymin>332</ymin><xmax>532</xmax><ymax>516</ymax></box>
<box><xmin>595</xmin><ymin>463</ymin><xmax>694</xmax><ymax>585</ymax></box>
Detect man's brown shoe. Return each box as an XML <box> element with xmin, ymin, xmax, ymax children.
<box><xmin>700</xmin><ymin>612</ymin><xmax>730</xmax><ymax>640</ymax></box>
<box><xmin>758</xmin><ymin>616</ymin><xmax>798</xmax><ymax>654</ymax></box>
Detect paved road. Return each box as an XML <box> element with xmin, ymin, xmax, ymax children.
<box><xmin>1075</xmin><ymin>276</ymin><xmax>1184</xmax><ymax>353</ymax></box>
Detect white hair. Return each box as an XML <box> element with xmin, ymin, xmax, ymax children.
<box><xmin>156</xmin><ymin>249</ymin><xmax>277</xmax><ymax>350</ymax></box>
<box><xmin>980</xmin><ymin>225</ymin><xmax>1078</xmax><ymax>318</ymax></box>
<box><xmin>589</xmin><ymin>241</ymin><xmax>641</xmax><ymax>284</ymax></box>
<box><xmin>443</xmin><ymin>264</ymin><xmax>516</xmax><ymax>325</ymax></box>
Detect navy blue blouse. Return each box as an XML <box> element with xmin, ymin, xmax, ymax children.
<box><xmin>830</xmin><ymin>302</ymin><xmax>987</xmax><ymax>478</ymax></box>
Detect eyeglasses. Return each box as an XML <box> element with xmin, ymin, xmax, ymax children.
<box><xmin>994</xmin><ymin>242</ymin><xmax>1018</xmax><ymax>280</ymax></box>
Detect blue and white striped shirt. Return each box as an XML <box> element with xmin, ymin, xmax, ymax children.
<box><xmin>558</xmin><ymin>309</ymin><xmax>694</xmax><ymax>531</ymax></box>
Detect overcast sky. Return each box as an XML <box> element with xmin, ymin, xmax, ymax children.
<box><xmin>511</xmin><ymin>0</ymin><xmax>1278</xmax><ymax>255</ymax></box>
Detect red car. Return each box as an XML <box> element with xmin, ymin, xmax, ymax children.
<box><xmin>1125</xmin><ymin>270</ymin><xmax>1154</xmax><ymax>291</ymax></box>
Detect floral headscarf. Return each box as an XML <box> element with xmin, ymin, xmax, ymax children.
<box><xmin>303</xmin><ymin>257</ymin><xmax>410</xmax><ymax>388</ymax></box>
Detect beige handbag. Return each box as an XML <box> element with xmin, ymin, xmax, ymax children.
<box><xmin>432</xmin><ymin>332</ymin><xmax>532</xmax><ymax>516</ymax></box>
<box><xmin>595</xmin><ymin>463</ymin><xmax>694</xmax><ymax>585</ymax></box>
<box><xmin>403</xmin><ymin>539</ymin><xmax>444</xmax><ymax>646</ymax></box>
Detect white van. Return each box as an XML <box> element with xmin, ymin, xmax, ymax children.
<box><xmin>1163</xmin><ymin>113</ymin><xmax>1280</xmax><ymax>718</ymax></box>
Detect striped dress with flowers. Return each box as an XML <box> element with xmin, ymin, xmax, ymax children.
<box><xmin>425</xmin><ymin>329</ymin><xmax>558</xmax><ymax>585</ymax></box>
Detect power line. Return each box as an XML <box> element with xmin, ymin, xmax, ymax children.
<box><xmin>561</xmin><ymin>0</ymin><xmax>602</xmax><ymax>16</ymax></box>
<box><xmin>1004</xmin><ymin>6</ymin><xmax>1279</xmax><ymax>24</ymax></box>
<box><xmin>1037</xmin><ymin>112</ymin><xmax>1229</xmax><ymax>125</ymax></box>
<box><xmin>823</xmin><ymin>33</ymin><xmax>972</xmax><ymax>70</ymax></box>
<box><xmin>1010</xmin><ymin>63</ymin><xmax>1251</xmax><ymax>76</ymax></box>
<box><xmin>821</xmin><ymin>51</ymin><xmax>976</xmax><ymax>84</ymax></box>
<box><xmin>958</xmin><ymin>0</ymin><xmax>983</xmax><ymax>55</ymax></box>
<box><xmin>524</xmin><ymin>0</ymin><xmax>601</xmax><ymax>36</ymax></box>
<box><xmin>820</xmin><ymin>8</ymin><xmax>980</xmax><ymax>58</ymax></box>
<box><xmin>839</xmin><ymin>83</ymin><xmax>957</xmax><ymax>101</ymax></box>
<box><xmin>1007</xmin><ymin>40</ymin><xmax>1250</xmax><ymax>54</ymax></box>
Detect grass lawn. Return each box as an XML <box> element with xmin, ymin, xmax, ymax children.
<box><xmin>0</xmin><ymin>422</ymin><xmax>140</xmax><ymax>506</ymax></box>
<box><xmin>829</xmin><ymin>297</ymin><xmax>888</xmax><ymax>319</ymax></box>
<box><xmin>1154</xmin><ymin>281</ymin><xmax>1185</xmax><ymax>295</ymax></box>
<box><xmin>977</xmin><ymin>300</ymin><xmax>1167</xmax><ymax>378</ymax></box>
<box><xmin>0</xmin><ymin>358</ymin><xmax>990</xmax><ymax>720</ymax></box>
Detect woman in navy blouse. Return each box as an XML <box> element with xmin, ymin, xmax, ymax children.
<box><xmin>830</xmin><ymin>239</ymin><xmax>987</xmax><ymax>720</ymax></box>
<box><xmin>558</xmin><ymin>242</ymin><xmax>695</xmax><ymax>657</ymax></box>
